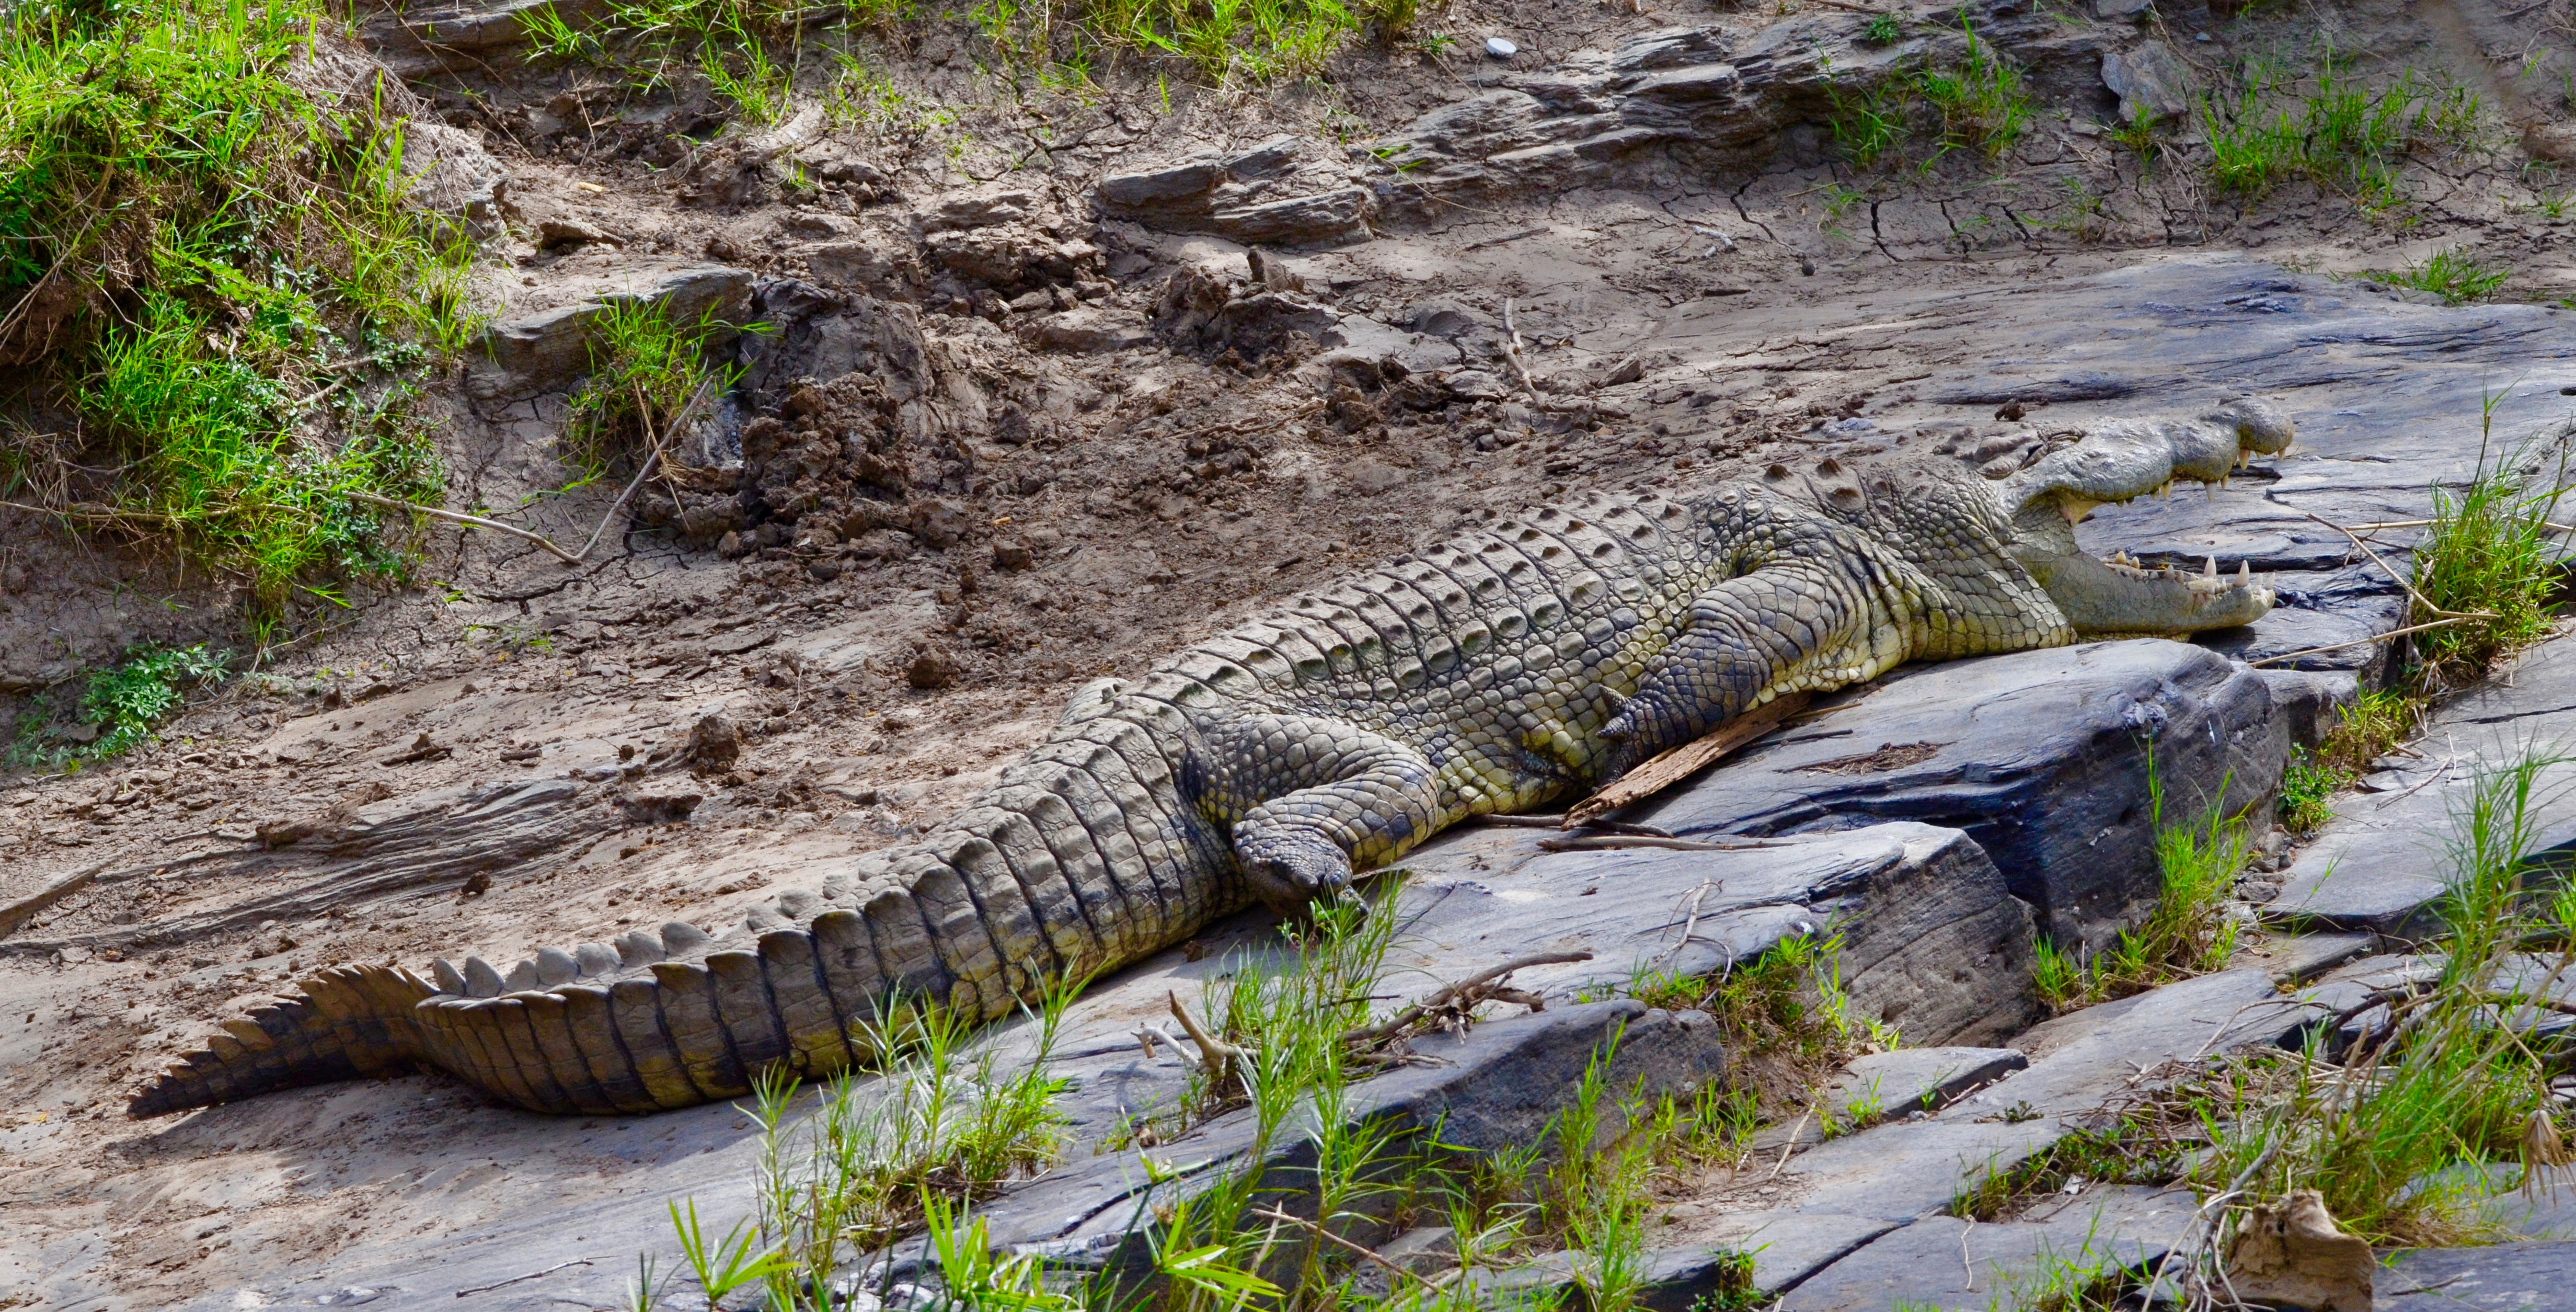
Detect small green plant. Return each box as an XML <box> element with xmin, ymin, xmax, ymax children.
<box><xmin>1860</xmin><ymin>12</ymin><xmax>1902</xmax><ymax>45</ymax></box>
<box><xmin>9</xmin><ymin>643</ymin><xmax>231</xmax><ymax>771</ymax></box>
<box><xmin>2107</xmin><ymin>104</ymin><xmax>2159</xmax><ymax>161</ymax></box>
<box><xmin>2201</xmin><ymin>55</ymin><xmax>2488</xmax><ymax>210</ymax></box>
<box><xmin>2036</xmin><ymin>768</ymin><xmax>2247</xmax><ymax>1013</ymax></box>
<box><xmin>1825</xmin><ymin>75</ymin><xmax>1910</xmax><ymax>167</ymax></box>
<box><xmin>1915</xmin><ymin>19</ymin><xmax>2029</xmax><ymax>158</ymax></box>
<box><xmin>2410</xmin><ymin>410</ymin><xmax>2571</xmax><ymax>681</ymax></box>
<box><xmin>2383</xmin><ymin>247</ymin><xmax>2510</xmax><ymax>304</ymax></box>
<box><xmin>1632</xmin><ymin>928</ymin><xmax>1893</xmax><ymax>1114</ymax></box>
<box><xmin>562</xmin><ymin>300</ymin><xmax>756</xmax><ymax>490</ymax></box>
<box><xmin>1819</xmin><ymin>183</ymin><xmax>1866</xmax><ymax>237</ymax></box>
<box><xmin>2277</xmin><ymin>688</ymin><xmax>2420</xmax><ymax>832</ymax></box>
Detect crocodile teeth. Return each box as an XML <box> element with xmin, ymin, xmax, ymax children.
<box><xmin>2239</xmin><ymin>560</ymin><xmax>2251</xmax><ymax>584</ymax></box>
<box><xmin>2062</xmin><ymin>498</ymin><xmax>2103</xmax><ymax>525</ymax></box>
<box><xmin>2204</xmin><ymin>555</ymin><xmax>2218</xmax><ymax>578</ymax></box>
<box><xmin>2237</xmin><ymin>449</ymin><xmax>2251</xmax><ymax>469</ymax></box>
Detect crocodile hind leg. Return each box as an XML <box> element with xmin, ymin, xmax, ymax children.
<box><xmin>1200</xmin><ymin>713</ymin><xmax>1445</xmax><ymax>916</ymax></box>
<box><xmin>1597</xmin><ymin>558</ymin><xmax>1907</xmax><ymax>781</ymax></box>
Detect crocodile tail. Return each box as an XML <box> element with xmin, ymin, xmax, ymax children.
<box><xmin>127</xmin><ymin>964</ymin><xmax>439</xmax><ymax>1116</ymax></box>
<box><xmin>132</xmin><ymin>697</ymin><xmax>1232</xmax><ymax>1118</ymax></box>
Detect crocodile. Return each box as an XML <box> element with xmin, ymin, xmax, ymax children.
<box><xmin>130</xmin><ymin>398</ymin><xmax>2291</xmax><ymax>1117</ymax></box>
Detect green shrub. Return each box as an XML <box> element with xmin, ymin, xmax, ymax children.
<box><xmin>8</xmin><ymin>642</ymin><xmax>229</xmax><ymax>770</ymax></box>
<box><xmin>0</xmin><ymin>0</ymin><xmax>474</xmax><ymax>620</ymax></box>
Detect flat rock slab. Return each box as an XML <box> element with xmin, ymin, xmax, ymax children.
<box><xmin>1387</xmin><ymin>820</ymin><xmax>2041</xmax><ymax>1047</ymax></box>
<box><xmin>2271</xmin><ymin>631</ymin><xmax>2576</xmax><ymax>935</ymax></box>
<box><xmin>2378</xmin><ymin>1240</ymin><xmax>2576</xmax><ymax>1307</ymax></box>
<box><xmin>1753</xmin><ymin>1047</ymin><xmax>2029</xmax><ymax>1153</ymax></box>
<box><xmin>1775</xmin><ymin>1189</ymin><xmax>2194</xmax><ymax>1311</ymax></box>
<box><xmin>1727</xmin><ymin>972</ymin><xmax>2304</xmax><ymax>1231</ymax></box>
<box><xmin>1631</xmin><ymin>638</ymin><xmax>2288</xmax><ymax>954</ymax></box>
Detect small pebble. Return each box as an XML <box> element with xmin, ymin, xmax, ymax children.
<box><xmin>2194</xmin><ymin>30</ymin><xmax>2210</xmax><ymax>40</ymax></box>
<box><xmin>1485</xmin><ymin>36</ymin><xmax>1517</xmax><ymax>58</ymax></box>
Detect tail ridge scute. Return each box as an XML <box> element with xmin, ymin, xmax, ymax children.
<box><xmin>128</xmin><ymin>964</ymin><xmax>435</xmax><ymax>1118</ymax></box>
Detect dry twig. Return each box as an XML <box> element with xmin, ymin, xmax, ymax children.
<box><xmin>1342</xmin><ymin>950</ymin><xmax>1593</xmax><ymax>1045</ymax></box>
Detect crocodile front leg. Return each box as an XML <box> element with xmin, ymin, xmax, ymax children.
<box><xmin>1193</xmin><ymin>712</ymin><xmax>1446</xmax><ymax>915</ymax></box>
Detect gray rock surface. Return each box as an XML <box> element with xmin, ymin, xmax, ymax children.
<box><xmin>1096</xmin><ymin>138</ymin><xmax>1374</xmax><ymax>246</ymax></box>
<box><xmin>468</xmin><ymin>264</ymin><xmax>757</xmax><ymax>402</ymax></box>
<box><xmin>1631</xmin><ymin>639</ymin><xmax>2287</xmax><ymax>953</ymax></box>
<box><xmin>2271</xmin><ymin>631</ymin><xmax>2576</xmax><ymax>934</ymax></box>
<box><xmin>1389</xmin><ymin>822</ymin><xmax>2041</xmax><ymax>1047</ymax></box>
<box><xmin>2101</xmin><ymin>44</ymin><xmax>2191</xmax><ymax>123</ymax></box>
<box><xmin>1828</xmin><ymin>1047</ymin><xmax>2030</xmax><ymax>1121</ymax></box>
<box><xmin>1776</xmin><ymin>1197</ymin><xmax>2186</xmax><ymax>1311</ymax></box>
<box><xmin>2378</xmin><ymin>1240</ymin><xmax>2576</xmax><ymax>1307</ymax></box>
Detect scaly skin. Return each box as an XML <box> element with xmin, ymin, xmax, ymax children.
<box><xmin>129</xmin><ymin>398</ymin><xmax>2292</xmax><ymax>1117</ymax></box>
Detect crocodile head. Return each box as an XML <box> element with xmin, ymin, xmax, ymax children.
<box><xmin>1995</xmin><ymin>396</ymin><xmax>2294</xmax><ymax>635</ymax></box>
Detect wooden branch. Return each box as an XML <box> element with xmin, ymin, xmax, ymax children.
<box><xmin>1564</xmin><ymin>691</ymin><xmax>1813</xmax><ymax>827</ymax></box>
<box><xmin>1342</xmin><ymin>949</ymin><xmax>1593</xmax><ymax>1045</ymax></box>
<box><xmin>1166</xmin><ymin>990</ymin><xmax>1241</xmax><ymax>1077</ymax></box>
<box><xmin>1246</xmin><ymin>1207</ymin><xmax>1438</xmax><ymax>1290</ymax></box>
<box><xmin>2246</xmin><ymin>615</ymin><xmax>2480</xmax><ymax>668</ymax></box>
<box><xmin>1501</xmin><ymin>297</ymin><xmax>1543</xmax><ymax>403</ymax></box>
<box><xmin>1536</xmin><ymin>835</ymin><xmax>1798</xmax><ymax>853</ymax></box>
<box><xmin>347</xmin><ymin>492</ymin><xmax>583</xmax><ymax>565</ymax></box>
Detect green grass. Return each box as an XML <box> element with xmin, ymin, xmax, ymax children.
<box><xmin>2411</xmin><ymin>418</ymin><xmax>2571</xmax><ymax>683</ymax></box>
<box><xmin>0</xmin><ymin>0</ymin><xmax>476</xmax><ymax>625</ymax></box>
<box><xmin>650</xmin><ymin>982</ymin><xmax>1077</xmax><ymax>1312</ymax></box>
<box><xmin>2383</xmin><ymin>247</ymin><xmax>2511</xmax><ymax>303</ymax></box>
<box><xmin>533</xmin><ymin>0</ymin><xmax>1411</xmax><ymax>96</ymax></box>
<box><xmin>1915</xmin><ymin>21</ymin><xmax>2028</xmax><ymax>159</ymax></box>
<box><xmin>563</xmin><ymin>300</ymin><xmax>752</xmax><ymax>491</ymax></box>
<box><xmin>2278</xmin><ymin>688</ymin><xmax>2419</xmax><ymax>833</ymax></box>
<box><xmin>2035</xmin><ymin>770</ymin><xmax>2246</xmax><ymax>1014</ymax></box>
<box><xmin>1631</xmin><ymin>928</ymin><xmax>1896</xmax><ymax>1114</ymax></box>
<box><xmin>2201</xmin><ymin>56</ymin><xmax>2486</xmax><ymax>210</ymax></box>
<box><xmin>1960</xmin><ymin>748</ymin><xmax>2576</xmax><ymax>1285</ymax></box>
<box><xmin>6</xmin><ymin>642</ymin><xmax>229</xmax><ymax>772</ymax></box>
<box><xmin>1824</xmin><ymin>19</ymin><xmax>2028</xmax><ymax>167</ymax></box>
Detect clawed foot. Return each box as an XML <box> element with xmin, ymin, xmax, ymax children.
<box><xmin>1236</xmin><ymin>824</ymin><xmax>1357</xmax><ymax>918</ymax></box>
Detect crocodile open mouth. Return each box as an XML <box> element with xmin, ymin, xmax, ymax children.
<box><xmin>2099</xmin><ymin>550</ymin><xmax>2260</xmax><ymax>596</ymax></box>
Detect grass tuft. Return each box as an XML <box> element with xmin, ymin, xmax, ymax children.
<box><xmin>2410</xmin><ymin>421</ymin><xmax>2571</xmax><ymax>683</ymax></box>
<box><xmin>2383</xmin><ymin>247</ymin><xmax>2511</xmax><ymax>304</ymax></box>
<box><xmin>2037</xmin><ymin>769</ymin><xmax>2246</xmax><ymax>1014</ymax></box>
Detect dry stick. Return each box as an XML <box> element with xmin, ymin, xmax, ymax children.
<box><xmin>1245</xmin><ymin>1207</ymin><xmax>1439</xmax><ymax>1291</ymax></box>
<box><xmin>1500</xmin><ymin>297</ymin><xmax>1544</xmax><ymax>403</ymax></box>
<box><xmin>571</xmin><ymin>378</ymin><xmax>715</xmax><ymax>562</ymax></box>
<box><xmin>2246</xmin><ymin>615</ymin><xmax>2482</xmax><ymax>668</ymax></box>
<box><xmin>1166</xmin><ymin>989</ymin><xmax>1242</xmax><ymax>1077</ymax></box>
<box><xmin>346</xmin><ymin>492</ymin><xmax>583</xmax><ymax>565</ymax></box>
<box><xmin>454</xmin><ymin>1260</ymin><xmax>593</xmax><ymax>1297</ymax></box>
<box><xmin>2299</xmin><ymin>510</ymin><xmax>2490</xmax><ymax>622</ymax></box>
<box><xmin>1564</xmin><ymin>691</ymin><xmax>1814</xmax><ymax>827</ymax></box>
<box><xmin>1536</xmin><ymin>835</ymin><xmax>1799</xmax><ymax>853</ymax></box>
<box><xmin>1764</xmin><ymin>1108</ymin><xmax>1813</xmax><ymax>1183</ymax></box>
<box><xmin>1342</xmin><ymin>950</ymin><xmax>1594</xmax><ymax>1045</ymax></box>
